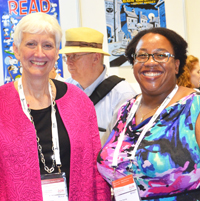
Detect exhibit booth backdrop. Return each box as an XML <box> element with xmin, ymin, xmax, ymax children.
<box><xmin>0</xmin><ymin>0</ymin><xmax>199</xmax><ymax>91</ymax></box>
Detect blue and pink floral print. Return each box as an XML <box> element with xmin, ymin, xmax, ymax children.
<box><xmin>97</xmin><ymin>93</ymin><xmax>200</xmax><ymax>200</ymax></box>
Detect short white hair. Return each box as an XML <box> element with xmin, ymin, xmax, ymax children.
<box><xmin>14</xmin><ymin>12</ymin><xmax>62</xmax><ymax>49</ymax></box>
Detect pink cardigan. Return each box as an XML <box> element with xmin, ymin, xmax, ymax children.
<box><xmin>0</xmin><ymin>82</ymin><xmax>110</xmax><ymax>201</ymax></box>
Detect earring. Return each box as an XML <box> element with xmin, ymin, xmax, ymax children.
<box><xmin>18</xmin><ymin>61</ymin><xmax>22</xmax><ymax>68</ymax></box>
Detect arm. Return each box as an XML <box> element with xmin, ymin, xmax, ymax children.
<box><xmin>195</xmin><ymin>113</ymin><xmax>200</xmax><ymax>148</ymax></box>
<box><xmin>89</xmin><ymin>107</ymin><xmax>111</xmax><ymax>200</ymax></box>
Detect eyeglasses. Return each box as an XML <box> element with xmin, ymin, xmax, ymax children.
<box><xmin>62</xmin><ymin>52</ymin><xmax>93</xmax><ymax>62</ymax></box>
<box><xmin>133</xmin><ymin>52</ymin><xmax>175</xmax><ymax>63</ymax></box>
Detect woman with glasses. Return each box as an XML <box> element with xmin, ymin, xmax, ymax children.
<box><xmin>97</xmin><ymin>27</ymin><xmax>200</xmax><ymax>200</ymax></box>
<box><xmin>0</xmin><ymin>12</ymin><xmax>110</xmax><ymax>201</ymax></box>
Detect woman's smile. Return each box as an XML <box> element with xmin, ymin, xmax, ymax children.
<box><xmin>30</xmin><ymin>61</ymin><xmax>47</xmax><ymax>66</ymax></box>
<box><xmin>141</xmin><ymin>70</ymin><xmax>163</xmax><ymax>78</ymax></box>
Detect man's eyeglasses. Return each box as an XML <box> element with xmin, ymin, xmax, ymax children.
<box><xmin>62</xmin><ymin>52</ymin><xmax>93</xmax><ymax>62</ymax></box>
<box><xmin>133</xmin><ymin>52</ymin><xmax>175</xmax><ymax>63</ymax></box>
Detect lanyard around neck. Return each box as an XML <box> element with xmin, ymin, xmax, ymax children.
<box><xmin>112</xmin><ymin>85</ymin><xmax>179</xmax><ymax>168</ymax></box>
<box><xmin>18</xmin><ymin>77</ymin><xmax>61</xmax><ymax>168</ymax></box>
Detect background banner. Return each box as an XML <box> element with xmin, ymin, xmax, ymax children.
<box><xmin>104</xmin><ymin>0</ymin><xmax>166</xmax><ymax>67</ymax></box>
<box><xmin>0</xmin><ymin>0</ymin><xmax>63</xmax><ymax>84</ymax></box>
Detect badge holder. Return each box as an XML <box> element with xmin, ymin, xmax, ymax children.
<box><xmin>112</xmin><ymin>174</ymin><xmax>141</xmax><ymax>201</ymax></box>
<box><xmin>41</xmin><ymin>172</ymin><xmax>68</xmax><ymax>201</ymax></box>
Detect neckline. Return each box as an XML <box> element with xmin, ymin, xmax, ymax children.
<box><xmin>129</xmin><ymin>92</ymin><xmax>196</xmax><ymax>129</ymax></box>
<box><xmin>30</xmin><ymin>105</ymin><xmax>51</xmax><ymax>112</ymax></box>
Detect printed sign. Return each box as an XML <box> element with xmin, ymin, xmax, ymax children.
<box><xmin>104</xmin><ymin>0</ymin><xmax>166</xmax><ymax>67</ymax></box>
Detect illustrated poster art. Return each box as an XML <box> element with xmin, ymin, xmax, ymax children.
<box><xmin>0</xmin><ymin>0</ymin><xmax>63</xmax><ymax>84</ymax></box>
<box><xmin>105</xmin><ymin>0</ymin><xmax>166</xmax><ymax>67</ymax></box>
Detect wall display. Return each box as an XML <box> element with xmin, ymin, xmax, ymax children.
<box><xmin>105</xmin><ymin>0</ymin><xmax>166</xmax><ymax>67</ymax></box>
<box><xmin>0</xmin><ymin>0</ymin><xmax>63</xmax><ymax>84</ymax></box>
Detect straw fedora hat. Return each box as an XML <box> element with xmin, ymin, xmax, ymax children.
<box><xmin>59</xmin><ymin>27</ymin><xmax>110</xmax><ymax>56</ymax></box>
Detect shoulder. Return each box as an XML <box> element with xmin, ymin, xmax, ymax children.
<box><xmin>173</xmin><ymin>87</ymin><xmax>200</xmax><ymax>111</ymax></box>
<box><xmin>171</xmin><ymin>86</ymin><xmax>196</xmax><ymax>104</ymax></box>
<box><xmin>0</xmin><ymin>82</ymin><xmax>15</xmax><ymax>97</ymax></box>
<box><xmin>106</xmin><ymin>75</ymin><xmax>136</xmax><ymax>94</ymax></box>
<box><xmin>109</xmin><ymin>79</ymin><xmax>137</xmax><ymax>102</ymax></box>
<box><xmin>56</xmin><ymin>83</ymin><xmax>97</xmax><ymax>130</ymax></box>
<box><xmin>66</xmin><ymin>82</ymin><xmax>86</xmax><ymax>96</ymax></box>
<box><xmin>0</xmin><ymin>82</ymin><xmax>19</xmax><ymax>114</ymax></box>
<box><xmin>178</xmin><ymin>86</ymin><xmax>196</xmax><ymax>96</ymax></box>
<box><xmin>53</xmin><ymin>79</ymin><xmax>86</xmax><ymax>100</ymax></box>
<box><xmin>0</xmin><ymin>81</ymin><xmax>13</xmax><ymax>90</ymax></box>
<box><xmin>59</xmin><ymin>82</ymin><xmax>94</xmax><ymax>109</ymax></box>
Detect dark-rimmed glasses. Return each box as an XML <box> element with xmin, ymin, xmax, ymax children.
<box><xmin>133</xmin><ymin>52</ymin><xmax>175</xmax><ymax>63</ymax></box>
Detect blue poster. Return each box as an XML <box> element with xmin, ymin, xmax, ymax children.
<box><xmin>0</xmin><ymin>0</ymin><xmax>63</xmax><ymax>84</ymax></box>
<box><xmin>105</xmin><ymin>0</ymin><xmax>166</xmax><ymax>67</ymax></box>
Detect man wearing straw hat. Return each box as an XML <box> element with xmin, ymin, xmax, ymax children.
<box><xmin>59</xmin><ymin>27</ymin><xmax>136</xmax><ymax>144</ymax></box>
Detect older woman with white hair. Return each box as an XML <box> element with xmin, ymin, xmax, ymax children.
<box><xmin>0</xmin><ymin>12</ymin><xmax>110</xmax><ymax>201</ymax></box>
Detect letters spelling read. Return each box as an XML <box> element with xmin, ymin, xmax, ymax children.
<box><xmin>8</xmin><ymin>0</ymin><xmax>51</xmax><ymax>16</ymax></box>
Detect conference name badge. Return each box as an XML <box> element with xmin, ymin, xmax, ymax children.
<box><xmin>41</xmin><ymin>173</ymin><xmax>68</xmax><ymax>201</ymax></box>
<box><xmin>112</xmin><ymin>175</ymin><xmax>141</xmax><ymax>201</ymax></box>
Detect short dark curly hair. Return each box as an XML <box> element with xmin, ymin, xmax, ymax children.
<box><xmin>125</xmin><ymin>27</ymin><xmax>188</xmax><ymax>78</ymax></box>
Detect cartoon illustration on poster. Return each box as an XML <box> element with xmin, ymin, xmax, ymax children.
<box><xmin>105</xmin><ymin>0</ymin><xmax>166</xmax><ymax>67</ymax></box>
<box><xmin>0</xmin><ymin>0</ymin><xmax>62</xmax><ymax>84</ymax></box>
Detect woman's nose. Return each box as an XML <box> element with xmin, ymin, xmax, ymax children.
<box><xmin>34</xmin><ymin>45</ymin><xmax>45</xmax><ymax>57</ymax></box>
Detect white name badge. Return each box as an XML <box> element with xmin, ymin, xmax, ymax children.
<box><xmin>41</xmin><ymin>173</ymin><xmax>68</xmax><ymax>201</ymax></box>
<box><xmin>112</xmin><ymin>175</ymin><xmax>141</xmax><ymax>201</ymax></box>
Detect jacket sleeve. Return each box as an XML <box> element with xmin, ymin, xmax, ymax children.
<box><xmin>89</xmin><ymin>105</ymin><xmax>111</xmax><ymax>200</ymax></box>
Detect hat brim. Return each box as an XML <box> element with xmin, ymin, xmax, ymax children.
<box><xmin>59</xmin><ymin>46</ymin><xmax>110</xmax><ymax>56</ymax></box>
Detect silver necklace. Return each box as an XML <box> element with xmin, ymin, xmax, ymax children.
<box><xmin>18</xmin><ymin>78</ymin><xmax>61</xmax><ymax>173</ymax></box>
<box><xmin>28</xmin><ymin>100</ymin><xmax>57</xmax><ymax>174</ymax></box>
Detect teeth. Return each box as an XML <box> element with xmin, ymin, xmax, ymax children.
<box><xmin>143</xmin><ymin>72</ymin><xmax>161</xmax><ymax>77</ymax></box>
<box><xmin>31</xmin><ymin>61</ymin><xmax>46</xmax><ymax>65</ymax></box>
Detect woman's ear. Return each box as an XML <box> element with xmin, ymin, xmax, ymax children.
<box><xmin>13</xmin><ymin>43</ymin><xmax>20</xmax><ymax>61</ymax></box>
<box><xmin>56</xmin><ymin>49</ymin><xmax>59</xmax><ymax>59</ymax></box>
<box><xmin>175</xmin><ymin>59</ymin><xmax>180</xmax><ymax>75</ymax></box>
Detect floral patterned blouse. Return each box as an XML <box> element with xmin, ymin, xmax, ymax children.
<box><xmin>97</xmin><ymin>93</ymin><xmax>200</xmax><ymax>200</ymax></box>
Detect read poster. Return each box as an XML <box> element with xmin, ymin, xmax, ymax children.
<box><xmin>0</xmin><ymin>0</ymin><xmax>62</xmax><ymax>84</ymax></box>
